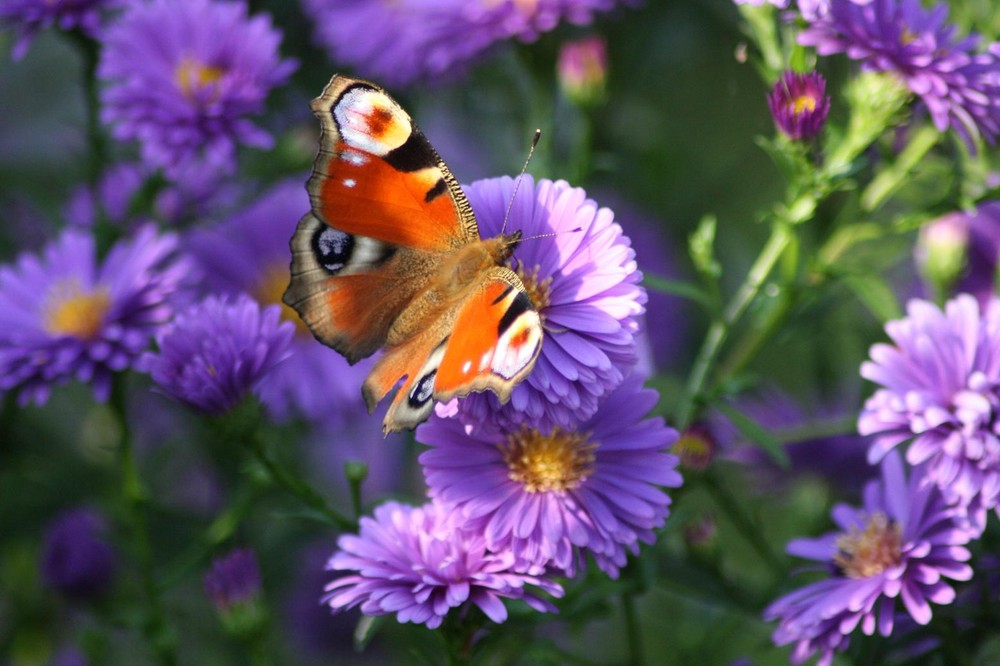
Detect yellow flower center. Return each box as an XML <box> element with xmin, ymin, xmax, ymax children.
<box><xmin>516</xmin><ymin>264</ymin><xmax>552</xmax><ymax>313</ymax></box>
<box><xmin>255</xmin><ymin>263</ymin><xmax>309</xmax><ymax>337</ymax></box>
<box><xmin>791</xmin><ymin>94</ymin><xmax>817</xmax><ymax>115</ymax></box>
<box><xmin>175</xmin><ymin>57</ymin><xmax>226</xmax><ymax>100</ymax></box>
<box><xmin>500</xmin><ymin>427</ymin><xmax>597</xmax><ymax>493</ymax></box>
<box><xmin>43</xmin><ymin>281</ymin><xmax>111</xmax><ymax>341</ymax></box>
<box><xmin>833</xmin><ymin>512</ymin><xmax>903</xmax><ymax>579</ymax></box>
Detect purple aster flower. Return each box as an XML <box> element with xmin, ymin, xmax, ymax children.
<box><xmin>419</xmin><ymin>376</ymin><xmax>682</xmax><ymax>577</ymax></box>
<box><xmin>141</xmin><ymin>293</ymin><xmax>293</xmax><ymax>415</ymax></box>
<box><xmin>301</xmin><ymin>0</ymin><xmax>633</xmax><ymax>88</ymax></box>
<box><xmin>204</xmin><ymin>547</ymin><xmax>262</xmax><ymax>611</ymax></box>
<box><xmin>98</xmin><ymin>0</ymin><xmax>296</xmax><ymax>177</ymax></box>
<box><xmin>768</xmin><ymin>70</ymin><xmax>831</xmax><ymax>140</ymax></box>
<box><xmin>446</xmin><ymin>176</ymin><xmax>646</xmax><ymax>432</ymax></box>
<box><xmin>798</xmin><ymin>0</ymin><xmax>1000</xmax><ymax>148</ymax></box>
<box><xmin>0</xmin><ymin>0</ymin><xmax>121</xmax><ymax>60</ymax></box>
<box><xmin>324</xmin><ymin>500</ymin><xmax>563</xmax><ymax>629</ymax></box>
<box><xmin>185</xmin><ymin>178</ymin><xmax>372</xmax><ymax>424</ymax></box>
<box><xmin>0</xmin><ymin>225</ymin><xmax>192</xmax><ymax>405</ymax></box>
<box><xmin>763</xmin><ymin>452</ymin><xmax>974</xmax><ymax>666</ymax></box>
<box><xmin>40</xmin><ymin>507</ymin><xmax>117</xmax><ymax>600</ymax></box>
<box><xmin>734</xmin><ymin>0</ymin><xmax>790</xmax><ymax>7</ymax></box>
<box><xmin>859</xmin><ymin>294</ymin><xmax>1000</xmax><ymax>532</ymax></box>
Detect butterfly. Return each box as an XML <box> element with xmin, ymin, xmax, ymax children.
<box><xmin>283</xmin><ymin>75</ymin><xmax>543</xmax><ymax>433</ymax></box>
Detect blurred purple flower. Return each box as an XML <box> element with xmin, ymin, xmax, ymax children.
<box><xmin>915</xmin><ymin>203</ymin><xmax>1000</xmax><ymax>305</ymax></box>
<box><xmin>768</xmin><ymin>70</ymin><xmax>831</xmax><ymax>140</ymax></box>
<box><xmin>859</xmin><ymin>294</ymin><xmax>1000</xmax><ymax>532</ymax></box>
<box><xmin>0</xmin><ymin>0</ymin><xmax>122</xmax><ymax>60</ymax></box>
<box><xmin>798</xmin><ymin>0</ymin><xmax>1000</xmax><ymax>148</ymax></box>
<box><xmin>324</xmin><ymin>500</ymin><xmax>563</xmax><ymax>629</ymax></box>
<box><xmin>204</xmin><ymin>547</ymin><xmax>262</xmax><ymax>611</ymax></box>
<box><xmin>0</xmin><ymin>225</ymin><xmax>192</xmax><ymax>405</ymax></box>
<box><xmin>302</xmin><ymin>0</ymin><xmax>634</xmax><ymax>87</ymax></box>
<box><xmin>98</xmin><ymin>0</ymin><xmax>296</xmax><ymax>177</ymax></box>
<box><xmin>41</xmin><ymin>508</ymin><xmax>116</xmax><ymax>600</ymax></box>
<box><xmin>420</xmin><ymin>376</ymin><xmax>681</xmax><ymax>577</ymax></box>
<box><xmin>185</xmin><ymin>178</ymin><xmax>373</xmax><ymax>424</ymax></box>
<box><xmin>141</xmin><ymin>294</ymin><xmax>293</xmax><ymax>415</ymax></box>
<box><xmin>64</xmin><ymin>163</ymin><xmax>148</xmax><ymax>229</ymax></box>
<box><xmin>764</xmin><ymin>452</ymin><xmax>974</xmax><ymax>666</ymax></box>
<box><xmin>557</xmin><ymin>35</ymin><xmax>608</xmax><ymax>106</ymax></box>
<box><xmin>447</xmin><ymin>176</ymin><xmax>646</xmax><ymax>432</ymax></box>
<box><xmin>734</xmin><ymin>0</ymin><xmax>790</xmax><ymax>7</ymax></box>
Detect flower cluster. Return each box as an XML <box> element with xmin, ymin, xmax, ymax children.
<box><xmin>796</xmin><ymin>0</ymin><xmax>1000</xmax><ymax>148</ymax></box>
<box><xmin>301</xmin><ymin>0</ymin><xmax>635</xmax><ymax>87</ymax></box>
<box><xmin>0</xmin><ymin>0</ymin><xmax>122</xmax><ymax>59</ymax></box>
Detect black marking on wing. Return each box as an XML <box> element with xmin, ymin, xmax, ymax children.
<box><xmin>409</xmin><ymin>370</ymin><xmax>436</xmax><ymax>407</ymax></box>
<box><xmin>424</xmin><ymin>178</ymin><xmax>448</xmax><ymax>203</ymax></box>
<box><xmin>491</xmin><ymin>284</ymin><xmax>514</xmax><ymax>306</ymax></box>
<box><xmin>497</xmin><ymin>291</ymin><xmax>532</xmax><ymax>335</ymax></box>
<box><xmin>312</xmin><ymin>226</ymin><xmax>354</xmax><ymax>274</ymax></box>
<box><xmin>384</xmin><ymin>131</ymin><xmax>439</xmax><ymax>172</ymax></box>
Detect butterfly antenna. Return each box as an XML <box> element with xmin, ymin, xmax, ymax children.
<box><xmin>501</xmin><ymin>129</ymin><xmax>542</xmax><ymax>236</ymax></box>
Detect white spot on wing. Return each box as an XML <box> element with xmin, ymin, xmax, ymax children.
<box><xmin>343</xmin><ymin>178</ymin><xmax>356</xmax><ymax>188</ymax></box>
<box><xmin>492</xmin><ymin>311</ymin><xmax>542</xmax><ymax>379</ymax></box>
<box><xmin>334</xmin><ymin>89</ymin><xmax>410</xmax><ymax>156</ymax></box>
<box><xmin>461</xmin><ymin>360</ymin><xmax>472</xmax><ymax>375</ymax></box>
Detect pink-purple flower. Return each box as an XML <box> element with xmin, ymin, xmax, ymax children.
<box><xmin>764</xmin><ymin>452</ymin><xmax>974</xmax><ymax>666</ymax></box>
<box><xmin>859</xmin><ymin>294</ymin><xmax>1000</xmax><ymax>532</ymax></box>
<box><xmin>768</xmin><ymin>71</ymin><xmax>831</xmax><ymax>140</ymax></box>
<box><xmin>447</xmin><ymin>176</ymin><xmax>646</xmax><ymax>433</ymax></box>
<box><xmin>324</xmin><ymin>500</ymin><xmax>563</xmax><ymax>629</ymax></box>
<box><xmin>419</xmin><ymin>376</ymin><xmax>681</xmax><ymax>577</ymax></box>
<box><xmin>141</xmin><ymin>294</ymin><xmax>293</xmax><ymax>415</ymax></box>
<box><xmin>0</xmin><ymin>225</ymin><xmax>192</xmax><ymax>405</ymax></box>
<box><xmin>98</xmin><ymin>0</ymin><xmax>296</xmax><ymax>177</ymax></box>
<box><xmin>798</xmin><ymin>0</ymin><xmax>1000</xmax><ymax>148</ymax></box>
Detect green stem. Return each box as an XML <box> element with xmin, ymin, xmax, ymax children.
<box><xmin>66</xmin><ymin>30</ymin><xmax>108</xmax><ymax>186</ymax></box>
<box><xmin>621</xmin><ymin>592</ymin><xmax>643</xmax><ymax>666</ymax></box>
<box><xmin>112</xmin><ymin>379</ymin><xmax>177</xmax><ymax>666</ymax></box>
<box><xmin>702</xmin><ymin>471</ymin><xmax>785</xmax><ymax>578</ymax></box>
<box><xmin>247</xmin><ymin>434</ymin><xmax>355</xmax><ymax>531</ymax></box>
<box><xmin>676</xmin><ymin>223</ymin><xmax>794</xmax><ymax>428</ymax></box>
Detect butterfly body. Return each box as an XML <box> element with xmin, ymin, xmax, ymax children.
<box><xmin>283</xmin><ymin>75</ymin><xmax>542</xmax><ymax>433</ymax></box>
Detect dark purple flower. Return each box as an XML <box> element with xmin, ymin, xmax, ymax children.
<box><xmin>204</xmin><ymin>548</ymin><xmax>262</xmax><ymax>611</ymax></box>
<box><xmin>764</xmin><ymin>452</ymin><xmax>974</xmax><ymax>666</ymax></box>
<box><xmin>185</xmin><ymin>178</ymin><xmax>373</xmax><ymax>424</ymax></box>
<box><xmin>141</xmin><ymin>293</ymin><xmax>293</xmax><ymax>415</ymax></box>
<box><xmin>302</xmin><ymin>0</ymin><xmax>633</xmax><ymax>88</ymax></box>
<box><xmin>798</xmin><ymin>0</ymin><xmax>1000</xmax><ymax>148</ymax></box>
<box><xmin>98</xmin><ymin>0</ymin><xmax>296</xmax><ymax>177</ymax></box>
<box><xmin>324</xmin><ymin>500</ymin><xmax>563</xmax><ymax>629</ymax></box>
<box><xmin>0</xmin><ymin>0</ymin><xmax>121</xmax><ymax>60</ymax></box>
<box><xmin>420</xmin><ymin>376</ymin><xmax>681</xmax><ymax>577</ymax></box>
<box><xmin>859</xmin><ymin>294</ymin><xmax>1000</xmax><ymax>532</ymax></box>
<box><xmin>41</xmin><ymin>508</ymin><xmax>116</xmax><ymax>600</ymax></box>
<box><xmin>445</xmin><ymin>176</ymin><xmax>646</xmax><ymax>433</ymax></box>
<box><xmin>768</xmin><ymin>71</ymin><xmax>831</xmax><ymax>140</ymax></box>
<box><xmin>0</xmin><ymin>225</ymin><xmax>192</xmax><ymax>405</ymax></box>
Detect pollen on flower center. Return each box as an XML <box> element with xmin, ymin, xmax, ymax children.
<box><xmin>790</xmin><ymin>94</ymin><xmax>817</xmax><ymax>115</ymax></box>
<box><xmin>255</xmin><ymin>263</ymin><xmax>309</xmax><ymax>336</ymax></box>
<box><xmin>43</xmin><ymin>281</ymin><xmax>111</xmax><ymax>341</ymax></box>
<box><xmin>175</xmin><ymin>56</ymin><xmax>226</xmax><ymax>99</ymax></box>
<box><xmin>500</xmin><ymin>427</ymin><xmax>597</xmax><ymax>493</ymax></box>
<box><xmin>833</xmin><ymin>512</ymin><xmax>903</xmax><ymax>579</ymax></box>
<box><xmin>516</xmin><ymin>264</ymin><xmax>552</xmax><ymax>313</ymax></box>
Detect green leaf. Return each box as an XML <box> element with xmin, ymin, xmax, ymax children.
<box><xmin>714</xmin><ymin>401</ymin><xmax>790</xmax><ymax>469</ymax></box>
<box><xmin>643</xmin><ymin>273</ymin><xmax>712</xmax><ymax>309</ymax></box>
<box><xmin>689</xmin><ymin>214</ymin><xmax>722</xmax><ymax>284</ymax></box>
<box><xmin>354</xmin><ymin>615</ymin><xmax>384</xmax><ymax>652</ymax></box>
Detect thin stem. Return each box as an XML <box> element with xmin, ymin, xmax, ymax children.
<box><xmin>247</xmin><ymin>434</ymin><xmax>355</xmax><ymax>531</ymax></box>
<box><xmin>676</xmin><ymin>223</ymin><xmax>794</xmax><ymax>428</ymax></box>
<box><xmin>702</xmin><ymin>471</ymin><xmax>785</xmax><ymax>578</ymax></box>
<box><xmin>112</xmin><ymin>379</ymin><xmax>177</xmax><ymax>666</ymax></box>
<box><xmin>66</xmin><ymin>30</ymin><xmax>108</xmax><ymax>186</ymax></box>
<box><xmin>622</xmin><ymin>592</ymin><xmax>643</xmax><ymax>666</ymax></box>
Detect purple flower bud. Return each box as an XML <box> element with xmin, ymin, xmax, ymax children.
<box><xmin>767</xmin><ymin>71</ymin><xmax>831</xmax><ymax>140</ymax></box>
<box><xmin>41</xmin><ymin>508</ymin><xmax>116</xmax><ymax>600</ymax></box>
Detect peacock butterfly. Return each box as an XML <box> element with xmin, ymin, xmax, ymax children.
<box><xmin>283</xmin><ymin>75</ymin><xmax>543</xmax><ymax>433</ymax></box>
